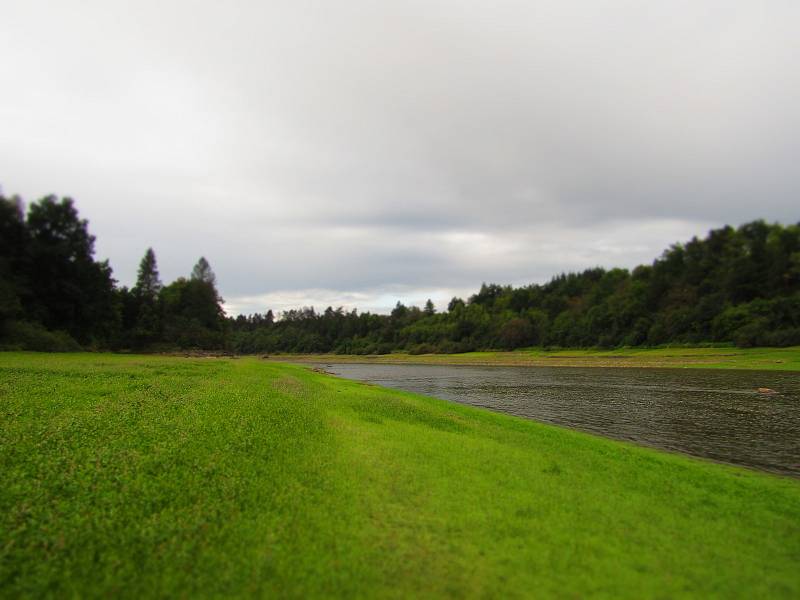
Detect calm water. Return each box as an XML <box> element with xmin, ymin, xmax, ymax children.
<box><xmin>319</xmin><ymin>363</ymin><xmax>800</xmax><ymax>476</ymax></box>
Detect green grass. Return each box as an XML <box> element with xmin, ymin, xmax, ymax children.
<box><xmin>1</xmin><ymin>352</ymin><xmax>799</xmax><ymax>598</ymax></box>
<box><xmin>278</xmin><ymin>345</ymin><xmax>800</xmax><ymax>371</ymax></box>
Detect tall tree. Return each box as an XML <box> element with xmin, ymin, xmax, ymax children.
<box><xmin>191</xmin><ymin>256</ymin><xmax>216</xmax><ymax>285</ymax></box>
<box><xmin>161</xmin><ymin>257</ymin><xmax>226</xmax><ymax>348</ymax></box>
<box><xmin>25</xmin><ymin>196</ymin><xmax>117</xmax><ymax>343</ymax></box>
<box><xmin>129</xmin><ymin>248</ymin><xmax>163</xmax><ymax>347</ymax></box>
<box><xmin>133</xmin><ymin>248</ymin><xmax>162</xmax><ymax>300</ymax></box>
<box><xmin>190</xmin><ymin>256</ymin><xmax>223</xmax><ymax>318</ymax></box>
<box><xmin>0</xmin><ymin>195</ymin><xmax>29</xmax><ymax>327</ymax></box>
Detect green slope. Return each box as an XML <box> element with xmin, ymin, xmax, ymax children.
<box><xmin>1</xmin><ymin>353</ymin><xmax>798</xmax><ymax>598</ymax></box>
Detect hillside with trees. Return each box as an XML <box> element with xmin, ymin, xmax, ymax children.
<box><xmin>1</xmin><ymin>191</ymin><xmax>798</xmax><ymax>353</ymax></box>
<box><xmin>230</xmin><ymin>223</ymin><xmax>800</xmax><ymax>353</ymax></box>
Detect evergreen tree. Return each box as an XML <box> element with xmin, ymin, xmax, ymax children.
<box><xmin>133</xmin><ymin>248</ymin><xmax>162</xmax><ymax>300</ymax></box>
<box><xmin>128</xmin><ymin>248</ymin><xmax>164</xmax><ymax>347</ymax></box>
<box><xmin>191</xmin><ymin>256</ymin><xmax>216</xmax><ymax>285</ymax></box>
<box><xmin>448</xmin><ymin>297</ymin><xmax>465</xmax><ymax>312</ymax></box>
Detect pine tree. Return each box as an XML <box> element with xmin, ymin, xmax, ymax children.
<box><xmin>191</xmin><ymin>256</ymin><xmax>216</xmax><ymax>285</ymax></box>
<box><xmin>130</xmin><ymin>248</ymin><xmax>163</xmax><ymax>346</ymax></box>
<box><xmin>133</xmin><ymin>248</ymin><xmax>162</xmax><ymax>300</ymax></box>
<box><xmin>424</xmin><ymin>299</ymin><xmax>436</xmax><ymax>316</ymax></box>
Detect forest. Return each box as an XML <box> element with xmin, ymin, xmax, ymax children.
<box><xmin>1</xmin><ymin>192</ymin><xmax>799</xmax><ymax>353</ymax></box>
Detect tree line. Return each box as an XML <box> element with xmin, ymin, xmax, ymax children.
<box><xmin>230</xmin><ymin>222</ymin><xmax>800</xmax><ymax>353</ymax></box>
<box><xmin>0</xmin><ymin>194</ymin><xmax>225</xmax><ymax>351</ymax></box>
<box><xmin>2</xmin><ymin>191</ymin><xmax>799</xmax><ymax>353</ymax></box>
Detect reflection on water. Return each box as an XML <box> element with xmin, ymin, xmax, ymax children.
<box><xmin>319</xmin><ymin>363</ymin><xmax>800</xmax><ymax>477</ymax></box>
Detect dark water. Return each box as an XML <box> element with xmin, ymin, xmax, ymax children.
<box><xmin>319</xmin><ymin>363</ymin><xmax>800</xmax><ymax>477</ymax></box>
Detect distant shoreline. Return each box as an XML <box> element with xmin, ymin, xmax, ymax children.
<box><xmin>266</xmin><ymin>345</ymin><xmax>800</xmax><ymax>371</ymax></box>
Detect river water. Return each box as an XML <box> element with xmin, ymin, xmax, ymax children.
<box><xmin>317</xmin><ymin>363</ymin><xmax>800</xmax><ymax>477</ymax></box>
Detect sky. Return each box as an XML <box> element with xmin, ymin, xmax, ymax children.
<box><xmin>1</xmin><ymin>1</ymin><xmax>798</xmax><ymax>315</ymax></box>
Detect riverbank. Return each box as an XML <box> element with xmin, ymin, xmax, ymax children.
<box><xmin>274</xmin><ymin>345</ymin><xmax>800</xmax><ymax>371</ymax></box>
<box><xmin>2</xmin><ymin>353</ymin><xmax>799</xmax><ymax>597</ymax></box>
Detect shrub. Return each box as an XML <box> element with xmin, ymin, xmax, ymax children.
<box><xmin>760</xmin><ymin>328</ymin><xmax>800</xmax><ymax>347</ymax></box>
<box><xmin>733</xmin><ymin>318</ymin><xmax>770</xmax><ymax>348</ymax></box>
<box><xmin>437</xmin><ymin>340</ymin><xmax>474</xmax><ymax>354</ymax></box>
<box><xmin>0</xmin><ymin>320</ymin><xmax>82</xmax><ymax>352</ymax></box>
<box><xmin>409</xmin><ymin>343</ymin><xmax>438</xmax><ymax>355</ymax></box>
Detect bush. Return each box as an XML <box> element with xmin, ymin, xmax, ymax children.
<box><xmin>437</xmin><ymin>340</ymin><xmax>474</xmax><ymax>354</ymax></box>
<box><xmin>408</xmin><ymin>343</ymin><xmax>438</xmax><ymax>355</ymax></box>
<box><xmin>597</xmin><ymin>335</ymin><xmax>616</xmax><ymax>349</ymax></box>
<box><xmin>498</xmin><ymin>318</ymin><xmax>535</xmax><ymax>349</ymax></box>
<box><xmin>760</xmin><ymin>328</ymin><xmax>800</xmax><ymax>347</ymax></box>
<box><xmin>375</xmin><ymin>343</ymin><xmax>394</xmax><ymax>355</ymax></box>
<box><xmin>733</xmin><ymin>318</ymin><xmax>770</xmax><ymax>348</ymax></box>
<box><xmin>0</xmin><ymin>320</ymin><xmax>82</xmax><ymax>352</ymax></box>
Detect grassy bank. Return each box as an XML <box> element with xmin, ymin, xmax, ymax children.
<box><xmin>1</xmin><ymin>353</ymin><xmax>799</xmax><ymax>598</ymax></box>
<box><xmin>276</xmin><ymin>345</ymin><xmax>800</xmax><ymax>371</ymax></box>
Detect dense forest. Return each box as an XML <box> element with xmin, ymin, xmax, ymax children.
<box><xmin>0</xmin><ymin>194</ymin><xmax>225</xmax><ymax>352</ymax></box>
<box><xmin>1</xmin><ymin>191</ymin><xmax>799</xmax><ymax>353</ymax></box>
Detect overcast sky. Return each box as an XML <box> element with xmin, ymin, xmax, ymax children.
<box><xmin>2</xmin><ymin>1</ymin><xmax>798</xmax><ymax>315</ymax></box>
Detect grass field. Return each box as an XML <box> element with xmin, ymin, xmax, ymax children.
<box><xmin>1</xmin><ymin>353</ymin><xmax>799</xmax><ymax>598</ymax></box>
<box><xmin>276</xmin><ymin>345</ymin><xmax>800</xmax><ymax>371</ymax></box>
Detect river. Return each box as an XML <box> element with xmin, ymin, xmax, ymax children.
<box><xmin>317</xmin><ymin>363</ymin><xmax>800</xmax><ymax>477</ymax></box>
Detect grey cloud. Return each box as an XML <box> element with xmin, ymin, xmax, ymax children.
<box><xmin>1</xmin><ymin>1</ymin><xmax>797</xmax><ymax>313</ymax></box>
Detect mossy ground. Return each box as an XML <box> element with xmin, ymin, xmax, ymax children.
<box><xmin>1</xmin><ymin>353</ymin><xmax>799</xmax><ymax>598</ymax></box>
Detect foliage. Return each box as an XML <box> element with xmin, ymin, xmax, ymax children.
<box><xmin>14</xmin><ymin>195</ymin><xmax>117</xmax><ymax>345</ymax></box>
<box><xmin>0</xmin><ymin>192</ymin><xmax>227</xmax><ymax>351</ymax></box>
<box><xmin>1</xmin><ymin>189</ymin><xmax>798</xmax><ymax>352</ymax></box>
<box><xmin>230</xmin><ymin>220</ymin><xmax>800</xmax><ymax>353</ymax></box>
<box><xmin>133</xmin><ymin>247</ymin><xmax>163</xmax><ymax>300</ymax></box>
<box><xmin>0</xmin><ymin>320</ymin><xmax>81</xmax><ymax>352</ymax></box>
<box><xmin>161</xmin><ymin>274</ymin><xmax>226</xmax><ymax>349</ymax></box>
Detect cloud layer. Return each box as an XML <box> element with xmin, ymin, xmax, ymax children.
<box><xmin>2</xmin><ymin>1</ymin><xmax>797</xmax><ymax>314</ymax></box>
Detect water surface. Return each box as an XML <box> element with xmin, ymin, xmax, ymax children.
<box><xmin>319</xmin><ymin>363</ymin><xmax>800</xmax><ymax>476</ymax></box>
